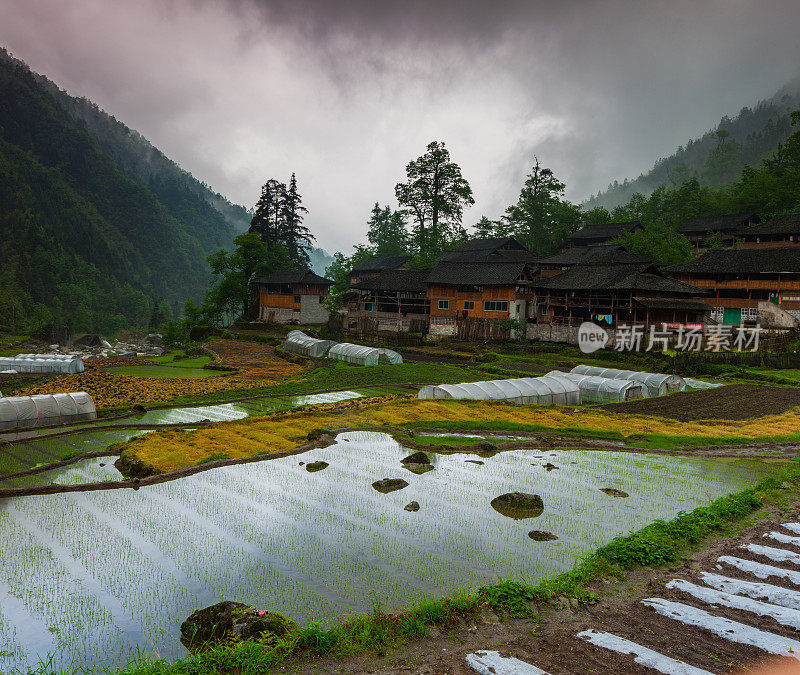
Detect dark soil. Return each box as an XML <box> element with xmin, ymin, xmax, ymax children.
<box><xmin>601</xmin><ymin>384</ymin><xmax>800</xmax><ymax>421</ymax></box>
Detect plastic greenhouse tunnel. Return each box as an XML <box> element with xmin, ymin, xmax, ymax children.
<box><xmin>0</xmin><ymin>392</ymin><xmax>97</xmax><ymax>430</ymax></box>
<box><xmin>0</xmin><ymin>354</ymin><xmax>84</xmax><ymax>374</ymax></box>
<box><xmin>546</xmin><ymin>370</ymin><xmax>645</xmax><ymax>403</ymax></box>
<box><xmin>418</xmin><ymin>375</ymin><xmax>581</xmax><ymax>405</ymax></box>
<box><xmin>570</xmin><ymin>365</ymin><xmax>684</xmax><ymax>397</ymax></box>
<box><xmin>283</xmin><ymin>330</ymin><xmax>338</xmax><ymax>358</ymax></box>
<box><xmin>327</xmin><ymin>343</ymin><xmax>403</xmax><ymax>366</ymax></box>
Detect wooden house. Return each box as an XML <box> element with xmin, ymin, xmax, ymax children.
<box><xmin>669</xmin><ymin>247</ymin><xmax>800</xmax><ymax>323</ymax></box>
<box><xmin>349</xmin><ymin>256</ymin><xmax>411</xmax><ymax>285</ymax></box>
<box><xmin>524</xmin><ymin>261</ymin><xmax>709</xmax><ymax>328</ymax></box>
<box><xmin>676</xmin><ymin>213</ymin><xmax>759</xmax><ymax>250</ymax></box>
<box><xmin>347</xmin><ymin>269</ymin><xmax>430</xmax><ymax>332</ymax></box>
<box><xmin>738</xmin><ymin>214</ymin><xmax>800</xmax><ymax>249</ymax></box>
<box><xmin>253</xmin><ymin>269</ymin><xmax>333</xmax><ymax>324</ymax></box>
<box><xmin>562</xmin><ymin>221</ymin><xmax>642</xmax><ymax>248</ymax></box>
<box><xmin>536</xmin><ymin>246</ymin><xmax>648</xmax><ymax>278</ymax></box>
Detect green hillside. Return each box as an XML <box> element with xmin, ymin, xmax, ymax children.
<box><xmin>0</xmin><ymin>48</ymin><xmax>246</xmax><ymax>334</ymax></box>
<box><xmin>585</xmin><ymin>79</ymin><xmax>800</xmax><ymax>210</ymax></box>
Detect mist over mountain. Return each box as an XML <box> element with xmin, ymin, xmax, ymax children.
<box><xmin>585</xmin><ymin>78</ymin><xmax>800</xmax><ymax>210</ymax></box>
<box><xmin>0</xmin><ymin>48</ymin><xmax>250</xmax><ymax>333</ymax></box>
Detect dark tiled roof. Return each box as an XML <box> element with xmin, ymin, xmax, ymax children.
<box><xmin>527</xmin><ymin>263</ymin><xmax>702</xmax><ymax>295</ymax></box>
<box><xmin>669</xmin><ymin>247</ymin><xmax>800</xmax><ymax>274</ymax></box>
<box><xmin>351</xmin><ymin>256</ymin><xmax>411</xmax><ymax>273</ymax></box>
<box><xmin>742</xmin><ymin>214</ymin><xmax>800</xmax><ymax>238</ymax></box>
<box><xmin>565</xmin><ymin>221</ymin><xmax>641</xmax><ymax>243</ymax></box>
<box><xmin>634</xmin><ymin>297</ymin><xmax>712</xmax><ymax>311</ymax></box>
<box><xmin>351</xmin><ymin>269</ymin><xmax>429</xmax><ymax>294</ymax></box>
<box><xmin>677</xmin><ymin>213</ymin><xmax>758</xmax><ymax>234</ymax></box>
<box><xmin>454</xmin><ymin>236</ymin><xmax>526</xmax><ymax>252</ymax></box>
<box><xmin>426</xmin><ymin>261</ymin><xmax>529</xmax><ymax>286</ymax></box>
<box><xmin>252</xmin><ymin>269</ymin><xmax>333</xmax><ymax>285</ymax></box>
<box><xmin>438</xmin><ymin>248</ymin><xmax>539</xmax><ymax>263</ymax></box>
<box><xmin>538</xmin><ymin>245</ymin><xmax>649</xmax><ymax>266</ymax></box>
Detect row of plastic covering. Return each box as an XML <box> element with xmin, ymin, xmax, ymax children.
<box><xmin>683</xmin><ymin>377</ymin><xmax>723</xmax><ymax>390</ymax></box>
<box><xmin>570</xmin><ymin>365</ymin><xmax>684</xmax><ymax>397</ymax></box>
<box><xmin>283</xmin><ymin>330</ymin><xmax>338</xmax><ymax>358</ymax></box>
<box><xmin>0</xmin><ymin>392</ymin><xmax>97</xmax><ymax>430</ymax></box>
<box><xmin>0</xmin><ymin>354</ymin><xmax>85</xmax><ymax>374</ymax></box>
<box><xmin>328</xmin><ymin>343</ymin><xmax>403</xmax><ymax>366</ymax></box>
<box><xmin>418</xmin><ymin>375</ymin><xmax>581</xmax><ymax>406</ymax></box>
<box><xmin>546</xmin><ymin>371</ymin><xmax>644</xmax><ymax>403</ymax></box>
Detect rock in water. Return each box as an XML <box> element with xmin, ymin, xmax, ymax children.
<box><xmin>543</xmin><ymin>462</ymin><xmax>559</xmax><ymax>471</ymax></box>
<box><xmin>305</xmin><ymin>461</ymin><xmax>329</xmax><ymax>472</ymax></box>
<box><xmin>400</xmin><ymin>451</ymin><xmax>430</xmax><ymax>464</ymax></box>
<box><xmin>403</xmin><ymin>463</ymin><xmax>434</xmax><ymax>475</ymax></box>
<box><xmin>404</xmin><ymin>501</ymin><xmax>420</xmax><ymax>512</ymax></box>
<box><xmin>372</xmin><ymin>478</ymin><xmax>409</xmax><ymax>493</ymax></box>
<box><xmin>465</xmin><ymin>459</ymin><xmax>484</xmax><ymax>465</ymax></box>
<box><xmin>490</xmin><ymin>492</ymin><xmax>544</xmax><ymax>519</ymax></box>
<box><xmin>600</xmin><ymin>487</ymin><xmax>629</xmax><ymax>498</ymax></box>
<box><xmin>180</xmin><ymin>601</ymin><xmax>295</xmax><ymax>653</ymax></box>
<box><xmin>528</xmin><ymin>530</ymin><xmax>558</xmax><ymax>541</ymax></box>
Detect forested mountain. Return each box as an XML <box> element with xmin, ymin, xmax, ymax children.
<box><xmin>585</xmin><ymin>79</ymin><xmax>800</xmax><ymax>210</ymax></box>
<box><xmin>0</xmin><ymin>48</ymin><xmax>247</xmax><ymax>334</ymax></box>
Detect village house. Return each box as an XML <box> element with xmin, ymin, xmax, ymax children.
<box><xmin>536</xmin><ymin>245</ymin><xmax>646</xmax><ymax>277</ymax></box>
<box><xmin>676</xmin><ymin>213</ymin><xmax>759</xmax><ymax>250</ymax></box>
<box><xmin>562</xmin><ymin>221</ymin><xmax>642</xmax><ymax>248</ymax></box>
<box><xmin>738</xmin><ymin>214</ymin><xmax>800</xmax><ymax>249</ymax></box>
<box><xmin>426</xmin><ymin>260</ymin><xmax>534</xmax><ymax>337</ymax></box>
<box><xmin>252</xmin><ymin>269</ymin><xmax>333</xmax><ymax>324</ymax></box>
<box><xmin>669</xmin><ymin>247</ymin><xmax>800</xmax><ymax>325</ymax></box>
<box><xmin>437</xmin><ymin>236</ymin><xmax>537</xmax><ymax>263</ymax></box>
<box><xmin>346</xmin><ymin>269</ymin><xmax>430</xmax><ymax>332</ymax></box>
<box><xmin>349</xmin><ymin>256</ymin><xmax>411</xmax><ymax>285</ymax></box>
<box><xmin>523</xmin><ymin>259</ymin><xmax>710</xmax><ymax>343</ymax></box>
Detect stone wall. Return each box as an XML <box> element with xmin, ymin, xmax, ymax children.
<box><xmin>300</xmin><ymin>295</ymin><xmax>330</xmax><ymax>325</ymax></box>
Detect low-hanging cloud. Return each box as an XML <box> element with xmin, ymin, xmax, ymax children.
<box><xmin>2</xmin><ymin>0</ymin><xmax>799</xmax><ymax>253</ymax></box>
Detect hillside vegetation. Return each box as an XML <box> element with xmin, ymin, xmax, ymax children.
<box><xmin>586</xmin><ymin>79</ymin><xmax>800</xmax><ymax>210</ymax></box>
<box><xmin>0</xmin><ymin>48</ymin><xmax>247</xmax><ymax>334</ymax></box>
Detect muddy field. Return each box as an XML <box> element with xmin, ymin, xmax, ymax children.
<box><xmin>602</xmin><ymin>384</ymin><xmax>800</xmax><ymax>421</ymax></box>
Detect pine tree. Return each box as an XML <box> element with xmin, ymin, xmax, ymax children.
<box><xmin>280</xmin><ymin>172</ymin><xmax>314</xmax><ymax>268</ymax></box>
<box><xmin>249</xmin><ymin>178</ymin><xmax>286</xmax><ymax>247</ymax></box>
<box><xmin>366</xmin><ymin>202</ymin><xmax>409</xmax><ymax>256</ymax></box>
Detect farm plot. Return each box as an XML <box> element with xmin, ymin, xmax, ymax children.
<box><xmin>0</xmin><ymin>432</ymin><xmax>777</xmax><ymax>672</ymax></box>
<box><xmin>602</xmin><ymin>384</ymin><xmax>800</xmax><ymax>421</ymax></box>
<box><xmin>18</xmin><ymin>340</ymin><xmax>304</xmax><ymax>408</ymax></box>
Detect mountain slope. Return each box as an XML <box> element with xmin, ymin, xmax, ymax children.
<box><xmin>0</xmin><ymin>48</ymin><xmax>245</xmax><ymax>333</ymax></box>
<box><xmin>585</xmin><ymin>79</ymin><xmax>800</xmax><ymax>210</ymax></box>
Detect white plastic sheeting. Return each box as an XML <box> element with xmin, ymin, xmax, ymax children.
<box><xmin>683</xmin><ymin>377</ymin><xmax>723</xmax><ymax>390</ymax></box>
<box><xmin>570</xmin><ymin>365</ymin><xmax>684</xmax><ymax>397</ymax></box>
<box><xmin>418</xmin><ymin>375</ymin><xmax>581</xmax><ymax>406</ymax></box>
<box><xmin>547</xmin><ymin>370</ymin><xmax>644</xmax><ymax>403</ymax></box>
<box><xmin>0</xmin><ymin>392</ymin><xmax>96</xmax><ymax>430</ymax></box>
<box><xmin>0</xmin><ymin>354</ymin><xmax>84</xmax><ymax>374</ymax></box>
<box><xmin>328</xmin><ymin>343</ymin><xmax>403</xmax><ymax>366</ymax></box>
<box><xmin>283</xmin><ymin>330</ymin><xmax>338</xmax><ymax>358</ymax></box>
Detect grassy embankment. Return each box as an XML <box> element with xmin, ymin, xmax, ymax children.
<box><xmin>119</xmin><ymin>395</ymin><xmax>800</xmax><ymax>473</ymax></box>
<box><xmin>86</xmin><ymin>467</ymin><xmax>798</xmax><ymax>675</ymax></box>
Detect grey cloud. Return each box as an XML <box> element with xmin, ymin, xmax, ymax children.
<box><xmin>1</xmin><ymin>0</ymin><xmax>799</xmax><ymax>252</ymax></box>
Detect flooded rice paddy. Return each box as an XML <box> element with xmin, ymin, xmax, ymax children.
<box><xmin>0</xmin><ymin>391</ymin><xmax>363</xmax><ymax>484</ymax></box>
<box><xmin>0</xmin><ymin>430</ymin><xmax>778</xmax><ymax>671</ymax></box>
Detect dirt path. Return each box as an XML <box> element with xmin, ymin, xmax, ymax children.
<box><xmin>278</xmin><ymin>496</ymin><xmax>800</xmax><ymax>674</ymax></box>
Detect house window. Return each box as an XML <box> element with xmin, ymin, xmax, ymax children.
<box><xmin>438</xmin><ymin>300</ymin><xmax>450</xmax><ymax>310</ymax></box>
<box><xmin>294</xmin><ymin>295</ymin><xmax>301</xmax><ymax>304</ymax></box>
<box><xmin>364</xmin><ymin>302</ymin><xmax>374</xmax><ymax>311</ymax></box>
<box><xmin>463</xmin><ymin>300</ymin><xmax>475</xmax><ymax>310</ymax></box>
<box><xmin>484</xmin><ymin>301</ymin><xmax>509</xmax><ymax>312</ymax></box>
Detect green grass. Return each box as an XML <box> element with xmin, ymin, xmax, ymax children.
<box><xmin>106</xmin><ymin>364</ymin><xmax>218</xmax><ymax>379</ymax></box>
<box><xmin>98</xmin><ymin>468</ymin><xmax>798</xmax><ymax>675</ymax></box>
<box><xmin>411</xmin><ymin>434</ymin><xmax>519</xmax><ymax>446</ymax></box>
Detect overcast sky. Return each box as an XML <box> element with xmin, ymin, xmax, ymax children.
<box><xmin>2</xmin><ymin>0</ymin><xmax>800</xmax><ymax>253</ymax></box>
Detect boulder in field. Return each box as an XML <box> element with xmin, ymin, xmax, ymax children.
<box><xmin>600</xmin><ymin>488</ymin><xmax>629</xmax><ymax>498</ymax></box>
<box><xmin>400</xmin><ymin>451</ymin><xmax>430</xmax><ymax>464</ymax></box>
<box><xmin>372</xmin><ymin>478</ymin><xmax>409</xmax><ymax>493</ymax></box>
<box><xmin>404</xmin><ymin>501</ymin><xmax>420</xmax><ymax>512</ymax></box>
<box><xmin>491</xmin><ymin>492</ymin><xmax>544</xmax><ymax>520</ymax></box>
<box><xmin>528</xmin><ymin>530</ymin><xmax>558</xmax><ymax>541</ymax></box>
<box><xmin>306</xmin><ymin>461</ymin><xmax>329</xmax><ymax>472</ymax></box>
<box><xmin>180</xmin><ymin>601</ymin><xmax>295</xmax><ymax>653</ymax></box>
